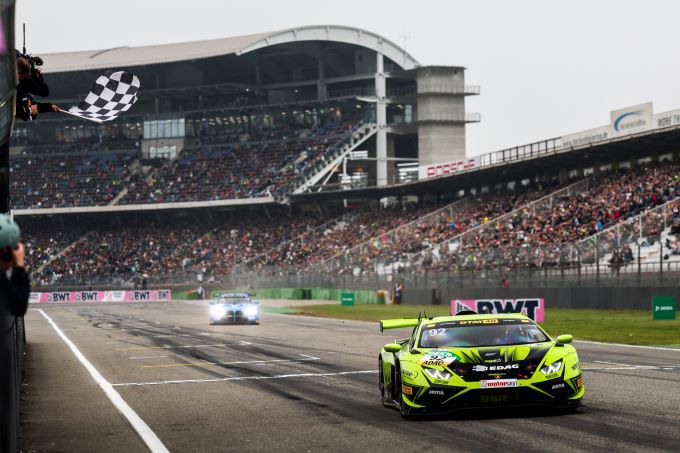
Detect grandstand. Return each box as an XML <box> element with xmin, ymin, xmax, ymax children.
<box><xmin>10</xmin><ymin>26</ymin><xmax>680</xmax><ymax>294</ymax></box>
<box><xmin>10</xmin><ymin>25</ymin><xmax>479</xmax><ymax>211</ymax></box>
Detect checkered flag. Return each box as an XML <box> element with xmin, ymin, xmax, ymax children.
<box><xmin>64</xmin><ymin>71</ymin><xmax>140</xmax><ymax>123</ymax></box>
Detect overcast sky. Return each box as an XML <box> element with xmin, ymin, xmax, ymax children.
<box><xmin>15</xmin><ymin>0</ymin><xmax>680</xmax><ymax>157</ymax></box>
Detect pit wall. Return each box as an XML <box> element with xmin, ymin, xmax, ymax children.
<box><xmin>173</xmin><ymin>285</ymin><xmax>677</xmax><ymax>309</ymax></box>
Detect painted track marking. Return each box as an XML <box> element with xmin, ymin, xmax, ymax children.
<box><xmin>594</xmin><ymin>360</ymin><xmax>660</xmax><ymax>368</ymax></box>
<box><xmin>575</xmin><ymin>340</ymin><xmax>680</xmax><ymax>352</ymax></box>
<box><xmin>38</xmin><ymin>309</ymin><xmax>169</xmax><ymax>453</ymax></box>
<box><xmin>129</xmin><ymin>356</ymin><xmax>170</xmax><ymax>360</ymax></box>
<box><xmin>113</xmin><ymin>370</ymin><xmax>378</xmax><ymax>387</ymax></box>
<box><xmin>140</xmin><ymin>354</ymin><xmax>320</xmax><ymax>369</ymax></box>
<box><xmin>116</xmin><ymin>343</ymin><xmax>243</xmax><ymax>351</ymax></box>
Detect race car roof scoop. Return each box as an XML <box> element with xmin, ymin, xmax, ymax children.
<box><xmin>455</xmin><ymin>309</ymin><xmax>478</xmax><ymax>316</ymax></box>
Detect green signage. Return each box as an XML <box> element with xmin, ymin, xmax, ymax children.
<box><xmin>341</xmin><ymin>293</ymin><xmax>355</xmax><ymax>306</ymax></box>
<box><xmin>652</xmin><ymin>296</ymin><xmax>676</xmax><ymax>320</ymax></box>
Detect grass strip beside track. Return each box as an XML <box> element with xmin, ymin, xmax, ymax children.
<box><xmin>284</xmin><ymin>304</ymin><xmax>680</xmax><ymax>347</ymax></box>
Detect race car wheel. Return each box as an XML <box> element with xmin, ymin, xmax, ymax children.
<box><xmin>379</xmin><ymin>357</ymin><xmax>391</xmax><ymax>404</ymax></box>
<box><xmin>395</xmin><ymin>361</ymin><xmax>413</xmax><ymax>419</ymax></box>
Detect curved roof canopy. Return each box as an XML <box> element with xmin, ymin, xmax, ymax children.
<box><xmin>42</xmin><ymin>25</ymin><xmax>419</xmax><ymax>74</ymax></box>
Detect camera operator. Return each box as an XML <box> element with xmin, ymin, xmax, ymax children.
<box><xmin>15</xmin><ymin>52</ymin><xmax>60</xmax><ymax>121</ymax></box>
<box><xmin>0</xmin><ymin>215</ymin><xmax>30</xmax><ymax>318</ymax></box>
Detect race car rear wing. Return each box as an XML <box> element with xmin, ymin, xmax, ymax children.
<box><xmin>379</xmin><ymin>318</ymin><xmax>419</xmax><ymax>332</ymax></box>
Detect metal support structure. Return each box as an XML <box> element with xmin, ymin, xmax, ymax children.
<box><xmin>317</xmin><ymin>48</ymin><xmax>327</xmax><ymax>101</ymax></box>
<box><xmin>375</xmin><ymin>52</ymin><xmax>388</xmax><ymax>186</ymax></box>
<box><xmin>255</xmin><ymin>58</ymin><xmax>263</xmax><ymax>95</ymax></box>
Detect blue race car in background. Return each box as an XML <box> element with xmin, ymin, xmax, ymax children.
<box><xmin>209</xmin><ymin>293</ymin><xmax>261</xmax><ymax>325</ymax></box>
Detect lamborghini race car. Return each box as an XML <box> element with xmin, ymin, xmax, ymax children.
<box><xmin>209</xmin><ymin>293</ymin><xmax>260</xmax><ymax>325</ymax></box>
<box><xmin>378</xmin><ymin>312</ymin><xmax>584</xmax><ymax>417</ymax></box>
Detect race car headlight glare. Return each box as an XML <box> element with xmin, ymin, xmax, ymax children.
<box><xmin>244</xmin><ymin>305</ymin><xmax>258</xmax><ymax>317</ymax></box>
<box><xmin>540</xmin><ymin>360</ymin><xmax>562</xmax><ymax>375</ymax></box>
<box><xmin>210</xmin><ymin>305</ymin><xmax>226</xmax><ymax>318</ymax></box>
<box><xmin>423</xmin><ymin>367</ymin><xmax>452</xmax><ymax>381</ymax></box>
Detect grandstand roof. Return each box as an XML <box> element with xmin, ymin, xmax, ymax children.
<box><xmin>293</xmin><ymin>123</ymin><xmax>680</xmax><ymax>202</ymax></box>
<box><xmin>42</xmin><ymin>25</ymin><xmax>420</xmax><ymax>74</ymax></box>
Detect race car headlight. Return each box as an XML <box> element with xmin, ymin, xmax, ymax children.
<box><xmin>540</xmin><ymin>360</ymin><xmax>562</xmax><ymax>375</ymax></box>
<box><xmin>244</xmin><ymin>305</ymin><xmax>259</xmax><ymax>317</ymax></box>
<box><xmin>210</xmin><ymin>305</ymin><xmax>226</xmax><ymax>318</ymax></box>
<box><xmin>423</xmin><ymin>367</ymin><xmax>452</xmax><ymax>381</ymax></box>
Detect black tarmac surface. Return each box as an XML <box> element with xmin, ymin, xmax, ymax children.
<box><xmin>19</xmin><ymin>301</ymin><xmax>680</xmax><ymax>452</ymax></box>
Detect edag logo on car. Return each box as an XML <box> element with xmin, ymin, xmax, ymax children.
<box><xmin>472</xmin><ymin>364</ymin><xmax>519</xmax><ymax>372</ymax></box>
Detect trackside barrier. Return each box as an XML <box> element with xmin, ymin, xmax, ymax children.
<box><xmin>0</xmin><ymin>315</ymin><xmax>24</xmax><ymax>453</ymax></box>
<box><xmin>208</xmin><ymin>287</ymin><xmax>383</xmax><ymax>304</ymax></box>
<box><xmin>29</xmin><ymin>289</ymin><xmax>172</xmax><ymax>303</ymax></box>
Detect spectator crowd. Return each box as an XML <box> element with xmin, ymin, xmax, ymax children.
<box><xmin>19</xmin><ymin>159</ymin><xmax>680</xmax><ymax>285</ymax></box>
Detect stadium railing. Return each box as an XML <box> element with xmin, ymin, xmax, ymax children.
<box><xmin>316</xmin><ymin>198</ymin><xmax>471</xmax><ymax>274</ymax></box>
<box><xmin>0</xmin><ymin>314</ymin><xmax>24</xmax><ymax>453</ymax></box>
<box><xmin>571</xmin><ymin>196</ymin><xmax>680</xmax><ymax>274</ymax></box>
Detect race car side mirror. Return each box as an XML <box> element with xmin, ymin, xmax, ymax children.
<box><xmin>556</xmin><ymin>334</ymin><xmax>573</xmax><ymax>344</ymax></box>
<box><xmin>384</xmin><ymin>343</ymin><xmax>402</xmax><ymax>353</ymax></box>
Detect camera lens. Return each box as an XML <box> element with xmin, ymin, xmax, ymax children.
<box><xmin>0</xmin><ymin>247</ymin><xmax>12</xmax><ymax>261</ymax></box>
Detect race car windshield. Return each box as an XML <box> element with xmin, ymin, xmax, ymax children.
<box><xmin>418</xmin><ymin>319</ymin><xmax>549</xmax><ymax>348</ymax></box>
<box><xmin>217</xmin><ymin>297</ymin><xmax>248</xmax><ymax>304</ymax></box>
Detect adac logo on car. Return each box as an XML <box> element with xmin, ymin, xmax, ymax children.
<box><xmin>472</xmin><ymin>364</ymin><xmax>519</xmax><ymax>372</ymax></box>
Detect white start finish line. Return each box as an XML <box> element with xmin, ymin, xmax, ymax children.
<box><xmin>38</xmin><ymin>309</ymin><xmax>170</xmax><ymax>453</ymax></box>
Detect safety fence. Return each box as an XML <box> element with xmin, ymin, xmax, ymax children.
<box><xmin>0</xmin><ymin>314</ymin><xmax>24</xmax><ymax>453</ymax></box>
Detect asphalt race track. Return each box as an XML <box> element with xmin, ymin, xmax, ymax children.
<box><xmin>19</xmin><ymin>301</ymin><xmax>680</xmax><ymax>453</ymax></box>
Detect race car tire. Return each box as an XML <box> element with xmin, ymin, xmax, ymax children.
<box><xmin>395</xmin><ymin>361</ymin><xmax>413</xmax><ymax>419</ymax></box>
<box><xmin>378</xmin><ymin>357</ymin><xmax>388</xmax><ymax>403</ymax></box>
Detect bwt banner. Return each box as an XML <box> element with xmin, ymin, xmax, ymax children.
<box><xmin>29</xmin><ymin>289</ymin><xmax>172</xmax><ymax>304</ymax></box>
<box><xmin>418</xmin><ymin>158</ymin><xmax>479</xmax><ymax>180</ymax></box>
<box><xmin>451</xmin><ymin>299</ymin><xmax>545</xmax><ymax>322</ymax></box>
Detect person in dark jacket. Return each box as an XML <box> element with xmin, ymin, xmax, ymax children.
<box><xmin>0</xmin><ymin>215</ymin><xmax>30</xmax><ymax>317</ymax></box>
<box><xmin>15</xmin><ymin>55</ymin><xmax>60</xmax><ymax>121</ymax></box>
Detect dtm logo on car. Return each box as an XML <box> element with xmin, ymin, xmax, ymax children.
<box><xmin>472</xmin><ymin>364</ymin><xmax>519</xmax><ymax>372</ymax></box>
<box><xmin>458</xmin><ymin>319</ymin><xmax>499</xmax><ymax>325</ymax></box>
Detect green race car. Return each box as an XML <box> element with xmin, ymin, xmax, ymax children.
<box><xmin>379</xmin><ymin>312</ymin><xmax>584</xmax><ymax>417</ymax></box>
